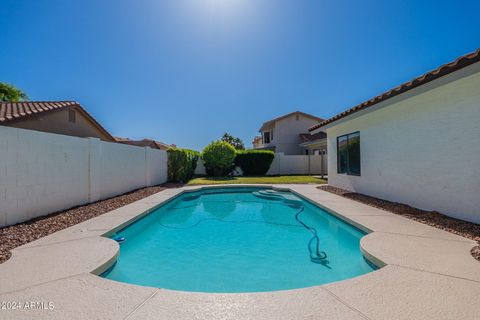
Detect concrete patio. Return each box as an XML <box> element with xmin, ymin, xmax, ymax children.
<box><xmin>0</xmin><ymin>184</ymin><xmax>478</xmax><ymax>320</ymax></box>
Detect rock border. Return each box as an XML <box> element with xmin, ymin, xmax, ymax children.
<box><xmin>317</xmin><ymin>185</ymin><xmax>480</xmax><ymax>262</ymax></box>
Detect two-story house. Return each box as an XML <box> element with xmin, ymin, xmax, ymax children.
<box><xmin>253</xmin><ymin>111</ymin><xmax>326</xmax><ymax>155</ymax></box>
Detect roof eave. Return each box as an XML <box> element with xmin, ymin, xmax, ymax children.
<box><xmin>308</xmin><ymin>49</ymin><xmax>480</xmax><ymax>132</ymax></box>
<box><xmin>299</xmin><ymin>138</ymin><xmax>327</xmax><ymax>147</ymax></box>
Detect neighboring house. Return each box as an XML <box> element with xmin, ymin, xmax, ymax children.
<box><xmin>309</xmin><ymin>49</ymin><xmax>480</xmax><ymax>223</ymax></box>
<box><xmin>114</xmin><ymin>137</ymin><xmax>174</xmax><ymax>150</ymax></box>
<box><xmin>252</xmin><ymin>135</ymin><xmax>263</xmax><ymax>149</ymax></box>
<box><xmin>299</xmin><ymin>131</ymin><xmax>327</xmax><ymax>155</ymax></box>
<box><xmin>0</xmin><ymin>101</ymin><xmax>114</xmax><ymax>141</ymax></box>
<box><xmin>254</xmin><ymin>111</ymin><xmax>326</xmax><ymax>155</ymax></box>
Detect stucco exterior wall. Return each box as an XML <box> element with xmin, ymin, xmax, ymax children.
<box><xmin>260</xmin><ymin>114</ymin><xmax>320</xmax><ymax>155</ymax></box>
<box><xmin>326</xmin><ymin>68</ymin><xmax>480</xmax><ymax>223</ymax></box>
<box><xmin>3</xmin><ymin>107</ymin><xmax>113</xmax><ymax>141</ymax></box>
<box><xmin>0</xmin><ymin>125</ymin><xmax>168</xmax><ymax>227</ymax></box>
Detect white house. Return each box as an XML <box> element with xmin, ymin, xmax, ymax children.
<box><xmin>253</xmin><ymin>111</ymin><xmax>326</xmax><ymax>155</ymax></box>
<box><xmin>309</xmin><ymin>49</ymin><xmax>480</xmax><ymax>223</ymax></box>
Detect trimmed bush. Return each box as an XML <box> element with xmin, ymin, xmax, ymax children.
<box><xmin>202</xmin><ymin>141</ymin><xmax>236</xmax><ymax>176</ymax></box>
<box><xmin>167</xmin><ymin>148</ymin><xmax>200</xmax><ymax>182</ymax></box>
<box><xmin>235</xmin><ymin>150</ymin><xmax>275</xmax><ymax>175</ymax></box>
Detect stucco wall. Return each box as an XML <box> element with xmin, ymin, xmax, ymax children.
<box><xmin>261</xmin><ymin>114</ymin><xmax>320</xmax><ymax>155</ymax></box>
<box><xmin>0</xmin><ymin>125</ymin><xmax>168</xmax><ymax>227</ymax></box>
<box><xmin>326</xmin><ymin>67</ymin><xmax>480</xmax><ymax>223</ymax></box>
<box><xmin>3</xmin><ymin>107</ymin><xmax>113</xmax><ymax>141</ymax></box>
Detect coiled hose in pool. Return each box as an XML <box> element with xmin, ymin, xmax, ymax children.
<box><xmin>294</xmin><ymin>206</ymin><xmax>328</xmax><ymax>263</ymax></box>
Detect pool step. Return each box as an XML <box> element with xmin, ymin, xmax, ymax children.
<box><xmin>257</xmin><ymin>190</ymin><xmax>285</xmax><ymax>198</ymax></box>
<box><xmin>252</xmin><ymin>190</ymin><xmax>303</xmax><ymax>205</ymax></box>
<box><xmin>252</xmin><ymin>191</ymin><xmax>282</xmax><ymax>201</ymax></box>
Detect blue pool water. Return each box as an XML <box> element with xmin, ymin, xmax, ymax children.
<box><xmin>102</xmin><ymin>187</ymin><xmax>376</xmax><ymax>292</ymax></box>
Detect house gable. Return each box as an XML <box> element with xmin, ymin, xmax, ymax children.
<box><xmin>0</xmin><ymin>101</ymin><xmax>114</xmax><ymax>141</ymax></box>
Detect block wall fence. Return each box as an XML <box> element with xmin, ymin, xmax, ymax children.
<box><xmin>0</xmin><ymin>125</ymin><xmax>168</xmax><ymax>227</ymax></box>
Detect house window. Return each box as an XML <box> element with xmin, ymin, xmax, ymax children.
<box><xmin>263</xmin><ymin>132</ymin><xmax>271</xmax><ymax>144</ymax></box>
<box><xmin>337</xmin><ymin>132</ymin><xmax>360</xmax><ymax>175</ymax></box>
<box><xmin>68</xmin><ymin>110</ymin><xmax>76</xmax><ymax>123</ymax></box>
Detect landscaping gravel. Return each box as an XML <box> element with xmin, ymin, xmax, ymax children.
<box><xmin>318</xmin><ymin>185</ymin><xmax>480</xmax><ymax>262</ymax></box>
<box><xmin>0</xmin><ymin>184</ymin><xmax>181</xmax><ymax>264</ymax></box>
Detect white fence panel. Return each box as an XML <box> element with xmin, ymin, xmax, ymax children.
<box><xmin>308</xmin><ymin>155</ymin><xmax>328</xmax><ymax>175</ymax></box>
<box><xmin>267</xmin><ymin>153</ymin><xmax>327</xmax><ymax>175</ymax></box>
<box><xmin>0</xmin><ymin>125</ymin><xmax>168</xmax><ymax>227</ymax></box>
<box><xmin>194</xmin><ymin>158</ymin><xmax>207</xmax><ymax>175</ymax></box>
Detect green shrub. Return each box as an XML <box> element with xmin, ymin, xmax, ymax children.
<box><xmin>202</xmin><ymin>141</ymin><xmax>236</xmax><ymax>176</ymax></box>
<box><xmin>234</xmin><ymin>150</ymin><xmax>275</xmax><ymax>175</ymax></box>
<box><xmin>167</xmin><ymin>148</ymin><xmax>200</xmax><ymax>182</ymax></box>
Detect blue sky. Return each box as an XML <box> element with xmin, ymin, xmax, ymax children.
<box><xmin>1</xmin><ymin>0</ymin><xmax>479</xmax><ymax>150</ymax></box>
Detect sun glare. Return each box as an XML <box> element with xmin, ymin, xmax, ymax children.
<box><xmin>199</xmin><ymin>0</ymin><xmax>249</xmax><ymax>18</ymax></box>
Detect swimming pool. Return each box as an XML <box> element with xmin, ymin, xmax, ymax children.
<box><xmin>102</xmin><ymin>187</ymin><xmax>376</xmax><ymax>292</ymax></box>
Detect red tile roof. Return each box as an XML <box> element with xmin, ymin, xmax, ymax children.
<box><xmin>0</xmin><ymin>101</ymin><xmax>78</xmax><ymax>122</ymax></box>
<box><xmin>299</xmin><ymin>131</ymin><xmax>327</xmax><ymax>142</ymax></box>
<box><xmin>309</xmin><ymin>49</ymin><xmax>480</xmax><ymax>131</ymax></box>
<box><xmin>114</xmin><ymin>137</ymin><xmax>173</xmax><ymax>150</ymax></box>
<box><xmin>0</xmin><ymin>101</ymin><xmax>114</xmax><ymax>140</ymax></box>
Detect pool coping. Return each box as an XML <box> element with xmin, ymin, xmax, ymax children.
<box><xmin>0</xmin><ymin>184</ymin><xmax>479</xmax><ymax>320</ymax></box>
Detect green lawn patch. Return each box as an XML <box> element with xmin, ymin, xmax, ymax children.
<box><xmin>187</xmin><ymin>175</ymin><xmax>327</xmax><ymax>185</ymax></box>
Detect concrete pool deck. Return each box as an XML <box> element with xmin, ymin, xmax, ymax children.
<box><xmin>0</xmin><ymin>184</ymin><xmax>479</xmax><ymax>320</ymax></box>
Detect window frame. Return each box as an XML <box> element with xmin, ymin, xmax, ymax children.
<box><xmin>263</xmin><ymin>132</ymin><xmax>271</xmax><ymax>144</ymax></box>
<box><xmin>336</xmin><ymin>131</ymin><xmax>361</xmax><ymax>176</ymax></box>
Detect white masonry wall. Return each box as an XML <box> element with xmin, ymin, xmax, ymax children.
<box><xmin>325</xmin><ymin>64</ymin><xmax>480</xmax><ymax>223</ymax></box>
<box><xmin>267</xmin><ymin>153</ymin><xmax>327</xmax><ymax>175</ymax></box>
<box><xmin>0</xmin><ymin>126</ymin><xmax>168</xmax><ymax>227</ymax></box>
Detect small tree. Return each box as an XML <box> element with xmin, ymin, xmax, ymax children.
<box><xmin>202</xmin><ymin>141</ymin><xmax>236</xmax><ymax>176</ymax></box>
<box><xmin>0</xmin><ymin>83</ymin><xmax>28</xmax><ymax>102</ymax></box>
<box><xmin>167</xmin><ymin>148</ymin><xmax>200</xmax><ymax>182</ymax></box>
<box><xmin>221</xmin><ymin>133</ymin><xmax>245</xmax><ymax>150</ymax></box>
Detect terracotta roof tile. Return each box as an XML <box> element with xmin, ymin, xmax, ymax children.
<box><xmin>114</xmin><ymin>137</ymin><xmax>173</xmax><ymax>150</ymax></box>
<box><xmin>309</xmin><ymin>49</ymin><xmax>480</xmax><ymax>131</ymax></box>
<box><xmin>299</xmin><ymin>132</ymin><xmax>327</xmax><ymax>142</ymax></box>
<box><xmin>0</xmin><ymin>101</ymin><xmax>114</xmax><ymax>141</ymax></box>
<box><xmin>0</xmin><ymin>101</ymin><xmax>79</xmax><ymax>122</ymax></box>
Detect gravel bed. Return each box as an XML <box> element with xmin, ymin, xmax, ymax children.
<box><xmin>0</xmin><ymin>184</ymin><xmax>182</xmax><ymax>264</ymax></box>
<box><xmin>318</xmin><ymin>185</ymin><xmax>480</xmax><ymax>262</ymax></box>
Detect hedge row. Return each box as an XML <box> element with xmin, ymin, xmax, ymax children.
<box><xmin>235</xmin><ymin>150</ymin><xmax>274</xmax><ymax>175</ymax></box>
<box><xmin>167</xmin><ymin>144</ymin><xmax>275</xmax><ymax>181</ymax></box>
<box><xmin>167</xmin><ymin>148</ymin><xmax>200</xmax><ymax>182</ymax></box>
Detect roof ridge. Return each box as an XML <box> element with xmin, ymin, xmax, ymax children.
<box><xmin>260</xmin><ymin>110</ymin><xmax>324</xmax><ymax>131</ymax></box>
<box><xmin>0</xmin><ymin>100</ymin><xmax>79</xmax><ymax>104</ymax></box>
